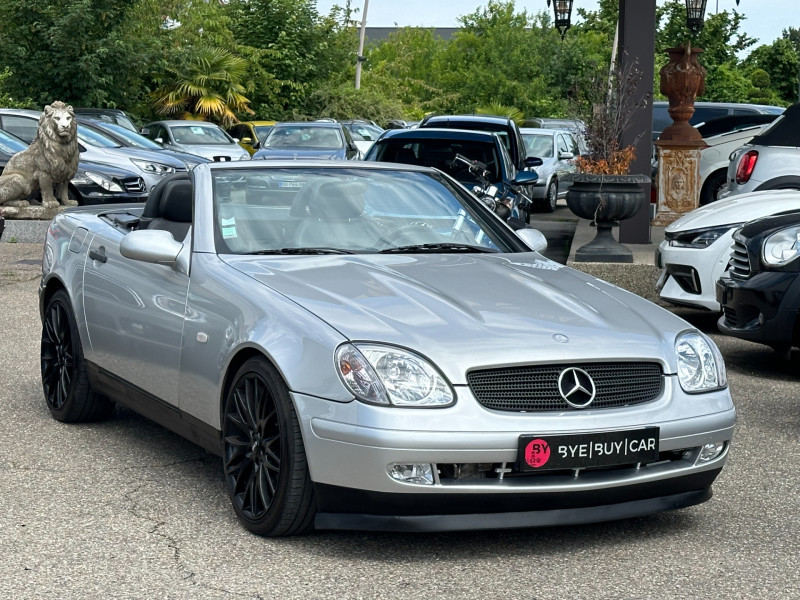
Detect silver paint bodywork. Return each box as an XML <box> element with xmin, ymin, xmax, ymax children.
<box><xmin>40</xmin><ymin>161</ymin><xmax>735</xmax><ymax>512</ymax></box>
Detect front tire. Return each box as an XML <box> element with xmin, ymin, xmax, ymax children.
<box><xmin>222</xmin><ymin>357</ymin><xmax>315</xmax><ymax>536</ymax></box>
<box><xmin>537</xmin><ymin>180</ymin><xmax>558</xmax><ymax>213</ymax></box>
<box><xmin>40</xmin><ymin>290</ymin><xmax>114</xmax><ymax>422</ymax></box>
<box><xmin>700</xmin><ymin>170</ymin><xmax>726</xmax><ymax>206</ymax></box>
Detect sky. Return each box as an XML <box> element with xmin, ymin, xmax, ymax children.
<box><xmin>314</xmin><ymin>0</ymin><xmax>789</xmax><ymax>48</ymax></box>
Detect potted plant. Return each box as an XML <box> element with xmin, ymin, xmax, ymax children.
<box><xmin>562</xmin><ymin>57</ymin><xmax>651</xmax><ymax>263</ymax></box>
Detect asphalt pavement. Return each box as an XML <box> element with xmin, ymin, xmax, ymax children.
<box><xmin>1</xmin><ymin>218</ymin><xmax>799</xmax><ymax>599</ymax></box>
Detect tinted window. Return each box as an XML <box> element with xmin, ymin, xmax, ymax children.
<box><xmin>1</xmin><ymin>115</ymin><xmax>38</xmax><ymax>143</ymax></box>
<box><xmin>691</xmin><ymin>107</ymin><xmax>728</xmax><ymax>125</ymax></box>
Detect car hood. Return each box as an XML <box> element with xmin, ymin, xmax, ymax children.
<box><xmin>173</xmin><ymin>144</ymin><xmax>247</xmax><ymax>160</ymax></box>
<box><xmin>91</xmin><ymin>146</ymin><xmax>187</xmax><ymax>168</ymax></box>
<box><xmin>666</xmin><ymin>189</ymin><xmax>800</xmax><ymax>232</ymax></box>
<box><xmin>253</xmin><ymin>148</ymin><xmax>344</xmax><ymax>160</ymax></box>
<box><xmin>224</xmin><ymin>253</ymin><xmax>683</xmax><ymax>381</ymax></box>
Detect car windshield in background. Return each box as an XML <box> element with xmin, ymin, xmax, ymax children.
<box><xmin>254</xmin><ymin>125</ymin><xmax>274</xmax><ymax>141</ymax></box>
<box><xmin>264</xmin><ymin>126</ymin><xmax>344</xmax><ymax>150</ymax></box>
<box><xmin>346</xmin><ymin>123</ymin><xmax>383</xmax><ymax>141</ymax></box>
<box><xmin>522</xmin><ymin>133</ymin><xmax>555</xmax><ymax>158</ymax></box>
<box><xmin>77</xmin><ymin>126</ymin><xmax>124</xmax><ymax>149</ymax></box>
<box><xmin>94</xmin><ymin>122</ymin><xmax>164</xmax><ymax>150</ymax></box>
<box><xmin>0</xmin><ymin>130</ymin><xmax>28</xmax><ymax>154</ymax></box>
<box><xmin>172</xmin><ymin>125</ymin><xmax>232</xmax><ymax>145</ymax></box>
<box><xmin>370</xmin><ymin>139</ymin><xmax>502</xmax><ymax>184</ymax></box>
<box><xmin>212</xmin><ymin>168</ymin><xmax>508</xmax><ymax>255</ymax></box>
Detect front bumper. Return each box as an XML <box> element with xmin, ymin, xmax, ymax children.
<box><xmin>656</xmin><ymin>233</ymin><xmax>735</xmax><ymax>311</ymax></box>
<box><xmin>716</xmin><ymin>271</ymin><xmax>800</xmax><ymax>348</ymax></box>
<box><xmin>293</xmin><ymin>379</ymin><xmax>735</xmax><ymax>532</ymax></box>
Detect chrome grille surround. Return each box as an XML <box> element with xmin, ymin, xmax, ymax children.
<box><xmin>728</xmin><ymin>237</ymin><xmax>751</xmax><ymax>279</ymax></box>
<box><xmin>466</xmin><ymin>362</ymin><xmax>663</xmax><ymax>412</ymax></box>
<box><xmin>122</xmin><ymin>177</ymin><xmax>146</xmax><ymax>193</ymax></box>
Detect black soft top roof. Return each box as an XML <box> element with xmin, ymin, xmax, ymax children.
<box><xmin>750</xmin><ymin>103</ymin><xmax>800</xmax><ymax>147</ymax></box>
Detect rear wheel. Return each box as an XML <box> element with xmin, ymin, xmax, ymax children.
<box><xmin>700</xmin><ymin>170</ymin><xmax>727</xmax><ymax>206</ymax></box>
<box><xmin>543</xmin><ymin>180</ymin><xmax>558</xmax><ymax>212</ymax></box>
<box><xmin>40</xmin><ymin>290</ymin><xmax>114</xmax><ymax>422</ymax></box>
<box><xmin>222</xmin><ymin>357</ymin><xmax>315</xmax><ymax>536</ymax></box>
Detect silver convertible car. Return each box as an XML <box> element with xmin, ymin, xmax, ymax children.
<box><xmin>39</xmin><ymin>161</ymin><xmax>735</xmax><ymax>536</ymax></box>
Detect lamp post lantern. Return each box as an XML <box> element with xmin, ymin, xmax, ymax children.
<box><xmin>553</xmin><ymin>0</ymin><xmax>573</xmax><ymax>41</ymax></box>
<box><xmin>685</xmin><ymin>0</ymin><xmax>708</xmax><ymax>37</ymax></box>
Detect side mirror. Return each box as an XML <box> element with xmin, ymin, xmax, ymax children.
<box><xmin>525</xmin><ymin>156</ymin><xmax>543</xmax><ymax>168</ymax></box>
<box><xmin>516</xmin><ymin>228</ymin><xmax>548</xmax><ymax>253</ymax></box>
<box><xmin>154</xmin><ymin>137</ymin><xmax>165</xmax><ymax>145</ymax></box>
<box><xmin>513</xmin><ymin>171</ymin><xmax>539</xmax><ymax>185</ymax></box>
<box><xmin>559</xmin><ymin>151</ymin><xmax>575</xmax><ymax>160</ymax></box>
<box><xmin>120</xmin><ymin>229</ymin><xmax>183</xmax><ymax>266</ymax></box>
<box><xmin>240</xmin><ymin>137</ymin><xmax>252</xmax><ymax>144</ymax></box>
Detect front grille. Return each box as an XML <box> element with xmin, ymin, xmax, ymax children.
<box><xmin>722</xmin><ymin>306</ymin><xmax>738</xmax><ymax>328</ymax></box>
<box><xmin>728</xmin><ymin>238</ymin><xmax>751</xmax><ymax>279</ymax></box>
<box><xmin>467</xmin><ymin>362</ymin><xmax>663</xmax><ymax>412</ymax></box>
<box><xmin>121</xmin><ymin>177</ymin><xmax>146</xmax><ymax>193</ymax></box>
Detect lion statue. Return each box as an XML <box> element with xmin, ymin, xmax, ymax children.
<box><xmin>0</xmin><ymin>101</ymin><xmax>80</xmax><ymax>212</ymax></box>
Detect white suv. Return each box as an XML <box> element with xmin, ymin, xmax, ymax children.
<box><xmin>723</xmin><ymin>104</ymin><xmax>800</xmax><ymax>198</ymax></box>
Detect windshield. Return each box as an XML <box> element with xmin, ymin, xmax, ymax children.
<box><xmin>264</xmin><ymin>126</ymin><xmax>344</xmax><ymax>150</ymax></box>
<box><xmin>93</xmin><ymin>122</ymin><xmax>163</xmax><ymax>150</ymax></box>
<box><xmin>172</xmin><ymin>124</ymin><xmax>233</xmax><ymax>145</ymax></box>
<box><xmin>522</xmin><ymin>133</ymin><xmax>555</xmax><ymax>158</ymax></box>
<box><xmin>254</xmin><ymin>125</ymin><xmax>274</xmax><ymax>142</ymax></box>
<box><xmin>0</xmin><ymin>130</ymin><xmax>28</xmax><ymax>154</ymax></box>
<box><xmin>212</xmin><ymin>168</ymin><xmax>512</xmax><ymax>255</ymax></box>
<box><xmin>77</xmin><ymin>125</ymin><xmax>123</xmax><ymax>148</ymax></box>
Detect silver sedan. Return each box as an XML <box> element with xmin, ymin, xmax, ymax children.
<box><xmin>39</xmin><ymin>161</ymin><xmax>735</xmax><ymax>536</ymax></box>
<box><xmin>521</xmin><ymin>127</ymin><xmax>580</xmax><ymax>212</ymax></box>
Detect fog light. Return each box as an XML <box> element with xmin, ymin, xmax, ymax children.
<box><xmin>388</xmin><ymin>463</ymin><xmax>434</xmax><ymax>485</ymax></box>
<box><xmin>697</xmin><ymin>441</ymin><xmax>725</xmax><ymax>463</ymax></box>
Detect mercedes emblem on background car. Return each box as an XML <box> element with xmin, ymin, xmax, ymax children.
<box><xmin>558</xmin><ymin>367</ymin><xmax>597</xmax><ymax>408</ymax></box>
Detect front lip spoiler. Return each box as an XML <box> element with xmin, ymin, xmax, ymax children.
<box><xmin>315</xmin><ymin>488</ymin><xmax>712</xmax><ymax>532</ymax></box>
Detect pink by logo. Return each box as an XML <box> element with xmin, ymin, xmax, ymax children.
<box><xmin>525</xmin><ymin>439</ymin><xmax>551</xmax><ymax>468</ymax></box>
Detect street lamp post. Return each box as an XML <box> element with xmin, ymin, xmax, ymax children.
<box><xmin>355</xmin><ymin>0</ymin><xmax>369</xmax><ymax>90</ymax></box>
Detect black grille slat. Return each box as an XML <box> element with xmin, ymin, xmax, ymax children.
<box><xmin>121</xmin><ymin>177</ymin><xmax>146</xmax><ymax>193</ymax></box>
<box><xmin>728</xmin><ymin>239</ymin><xmax>751</xmax><ymax>279</ymax></box>
<box><xmin>467</xmin><ymin>362</ymin><xmax>663</xmax><ymax>412</ymax></box>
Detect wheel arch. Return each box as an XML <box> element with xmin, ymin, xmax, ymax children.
<box><xmin>39</xmin><ymin>275</ymin><xmax>67</xmax><ymax>320</ymax></box>
<box><xmin>754</xmin><ymin>176</ymin><xmax>800</xmax><ymax>192</ymax></box>
<box><xmin>219</xmin><ymin>346</ymin><xmax>289</xmax><ymax>424</ymax></box>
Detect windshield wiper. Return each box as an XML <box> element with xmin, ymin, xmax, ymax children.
<box><xmin>248</xmin><ymin>247</ymin><xmax>355</xmax><ymax>255</ymax></box>
<box><xmin>378</xmin><ymin>243</ymin><xmax>498</xmax><ymax>254</ymax></box>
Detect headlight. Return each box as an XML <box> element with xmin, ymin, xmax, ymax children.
<box><xmin>675</xmin><ymin>331</ymin><xmax>727</xmax><ymax>393</ymax></box>
<box><xmin>238</xmin><ymin>153</ymin><xmax>250</xmax><ymax>161</ymax></box>
<box><xmin>669</xmin><ymin>225</ymin><xmax>735</xmax><ymax>248</ymax></box>
<box><xmin>335</xmin><ymin>343</ymin><xmax>455</xmax><ymax>407</ymax></box>
<box><xmin>130</xmin><ymin>159</ymin><xmax>176</xmax><ymax>176</ymax></box>
<box><xmin>73</xmin><ymin>171</ymin><xmax>124</xmax><ymax>193</ymax></box>
<box><xmin>763</xmin><ymin>225</ymin><xmax>800</xmax><ymax>266</ymax></box>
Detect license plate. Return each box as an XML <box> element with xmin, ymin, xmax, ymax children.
<box><xmin>518</xmin><ymin>428</ymin><xmax>659</xmax><ymax>472</ymax></box>
<box><xmin>278</xmin><ymin>181</ymin><xmax>304</xmax><ymax>188</ymax></box>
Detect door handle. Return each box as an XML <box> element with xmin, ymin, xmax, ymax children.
<box><xmin>89</xmin><ymin>246</ymin><xmax>107</xmax><ymax>263</ymax></box>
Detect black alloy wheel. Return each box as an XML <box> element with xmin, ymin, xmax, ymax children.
<box><xmin>222</xmin><ymin>357</ymin><xmax>315</xmax><ymax>536</ymax></box>
<box><xmin>700</xmin><ymin>170</ymin><xmax>727</xmax><ymax>206</ymax></box>
<box><xmin>40</xmin><ymin>290</ymin><xmax>114</xmax><ymax>422</ymax></box>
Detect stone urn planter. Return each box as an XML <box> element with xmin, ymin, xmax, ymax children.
<box><xmin>563</xmin><ymin>172</ymin><xmax>651</xmax><ymax>263</ymax></box>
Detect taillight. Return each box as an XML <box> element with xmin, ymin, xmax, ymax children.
<box><xmin>735</xmin><ymin>150</ymin><xmax>758</xmax><ymax>184</ymax></box>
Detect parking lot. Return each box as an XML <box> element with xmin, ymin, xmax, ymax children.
<box><xmin>1</xmin><ymin>240</ymin><xmax>799</xmax><ymax>599</ymax></box>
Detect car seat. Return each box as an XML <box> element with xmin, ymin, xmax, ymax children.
<box><xmin>141</xmin><ymin>173</ymin><xmax>193</xmax><ymax>241</ymax></box>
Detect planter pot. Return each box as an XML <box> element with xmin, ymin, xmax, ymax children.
<box><xmin>563</xmin><ymin>173</ymin><xmax>650</xmax><ymax>263</ymax></box>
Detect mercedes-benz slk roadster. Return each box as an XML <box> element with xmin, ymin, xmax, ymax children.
<box><xmin>39</xmin><ymin>161</ymin><xmax>735</xmax><ymax>536</ymax></box>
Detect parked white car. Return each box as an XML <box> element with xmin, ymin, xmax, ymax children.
<box><xmin>656</xmin><ymin>189</ymin><xmax>800</xmax><ymax>311</ymax></box>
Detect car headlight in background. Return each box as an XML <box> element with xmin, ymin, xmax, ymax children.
<box><xmin>675</xmin><ymin>331</ymin><xmax>727</xmax><ymax>393</ymax></box>
<box><xmin>335</xmin><ymin>343</ymin><xmax>455</xmax><ymax>407</ymax></box>
<box><xmin>72</xmin><ymin>170</ymin><xmax>125</xmax><ymax>193</ymax></box>
<box><xmin>762</xmin><ymin>225</ymin><xmax>800</xmax><ymax>266</ymax></box>
<box><xmin>130</xmin><ymin>159</ymin><xmax>176</xmax><ymax>176</ymax></box>
<box><xmin>668</xmin><ymin>225</ymin><xmax>736</xmax><ymax>248</ymax></box>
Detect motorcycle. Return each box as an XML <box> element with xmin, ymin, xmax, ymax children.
<box><xmin>449</xmin><ymin>153</ymin><xmax>535</xmax><ymax>230</ymax></box>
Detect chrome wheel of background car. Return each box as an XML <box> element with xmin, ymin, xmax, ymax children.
<box><xmin>40</xmin><ymin>290</ymin><xmax>114</xmax><ymax>422</ymax></box>
<box><xmin>544</xmin><ymin>180</ymin><xmax>558</xmax><ymax>213</ymax></box>
<box><xmin>222</xmin><ymin>357</ymin><xmax>315</xmax><ymax>536</ymax></box>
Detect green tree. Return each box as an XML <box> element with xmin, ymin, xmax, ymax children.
<box><xmin>744</xmin><ymin>38</ymin><xmax>799</xmax><ymax>104</ymax></box>
<box><xmin>151</xmin><ymin>46</ymin><xmax>252</xmax><ymax>125</ymax></box>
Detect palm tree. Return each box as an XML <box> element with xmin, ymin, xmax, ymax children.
<box><xmin>153</xmin><ymin>46</ymin><xmax>253</xmax><ymax>126</ymax></box>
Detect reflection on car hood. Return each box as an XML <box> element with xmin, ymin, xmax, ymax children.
<box><xmin>174</xmin><ymin>144</ymin><xmax>246</xmax><ymax>159</ymax></box>
<box><xmin>666</xmin><ymin>189</ymin><xmax>800</xmax><ymax>232</ymax></box>
<box><xmin>253</xmin><ymin>148</ymin><xmax>343</xmax><ymax>160</ymax></box>
<box><xmin>226</xmin><ymin>253</ymin><xmax>682</xmax><ymax>379</ymax></box>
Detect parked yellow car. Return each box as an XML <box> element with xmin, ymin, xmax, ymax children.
<box><xmin>227</xmin><ymin>120</ymin><xmax>276</xmax><ymax>155</ymax></box>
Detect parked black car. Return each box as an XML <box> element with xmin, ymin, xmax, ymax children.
<box><xmin>0</xmin><ymin>128</ymin><xmax>147</xmax><ymax>206</ymax></box>
<box><xmin>363</xmin><ymin>127</ymin><xmax>538</xmax><ymax>224</ymax></box>
<box><xmin>716</xmin><ymin>210</ymin><xmax>800</xmax><ymax>358</ymax></box>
